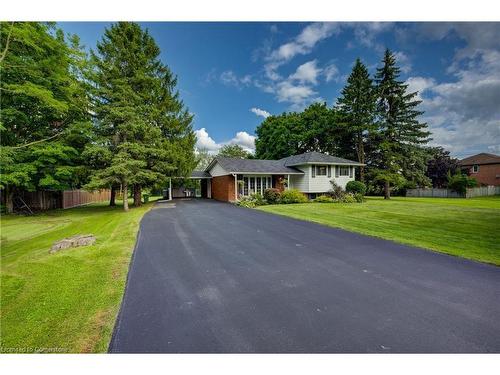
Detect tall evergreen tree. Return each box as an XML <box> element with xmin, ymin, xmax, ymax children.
<box><xmin>0</xmin><ymin>22</ymin><xmax>92</xmax><ymax>212</ymax></box>
<box><xmin>371</xmin><ymin>49</ymin><xmax>430</xmax><ymax>199</ymax></box>
<box><xmin>336</xmin><ymin>58</ymin><xmax>377</xmax><ymax>182</ymax></box>
<box><xmin>87</xmin><ymin>22</ymin><xmax>195</xmax><ymax>211</ymax></box>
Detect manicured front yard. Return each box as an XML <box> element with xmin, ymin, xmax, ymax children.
<box><xmin>1</xmin><ymin>199</ymin><xmax>157</xmax><ymax>353</ymax></box>
<box><xmin>258</xmin><ymin>196</ymin><xmax>500</xmax><ymax>265</ymax></box>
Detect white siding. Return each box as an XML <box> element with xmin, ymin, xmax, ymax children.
<box><xmin>209</xmin><ymin>162</ymin><xmax>229</xmax><ymax>177</ymax></box>
<box><xmin>291</xmin><ymin>164</ymin><xmax>356</xmax><ymax>192</ymax></box>
<box><xmin>288</xmin><ymin>166</ymin><xmax>309</xmax><ymax>191</ymax></box>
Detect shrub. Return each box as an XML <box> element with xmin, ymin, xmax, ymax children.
<box><xmin>313</xmin><ymin>195</ymin><xmax>335</xmax><ymax>203</ymax></box>
<box><xmin>263</xmin><ymin>188</ymin><xmax>281</xmax><ymax>204</ymax></box>
<box><xmin>327</xmin><ymin>180</ymin><xmax>345</xmax><ymax>200</ymax></box>
<box><xmin>345</xmin><ymin>181</ymin><xmax>367</xmax><ymax>196</ymax></box>
<box><xmin>236</xmin><ymin>193</ymin><xmax>267</xmax><ymax>208</ymax></box>
<box><xmin>447</xmin><ymin>172</ymin><xmax>478</xmax><ymax>194</ymax></box>
<box><xmin>237</xmin><ymin>197</ymin><xmax>256</xmax><ymax>208</ymax></box>
<box><xmin>279</xmin><ymin>189</ymin><xmax>308</xmax><ymax>204</ymax></box>
<box><xmin>251</xmin><ymin>193</ymin><xmax>267</xmax><ymax>206</ymax></box>
<box><xmin>353</xmin><ymin>193</ymin><xmax>364</xmax><ymax>203</ymax></box>
<box><xmin>341</xmin><ymin>193</ymin><xmax>357</xmax><ymax>203</ymax></box>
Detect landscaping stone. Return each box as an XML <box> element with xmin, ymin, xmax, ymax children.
<box><xmin>50</xmin><ymin>234</ymin><xmax>96</xmax><ymax>253</ymax></box>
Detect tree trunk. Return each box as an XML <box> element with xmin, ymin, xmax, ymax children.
<box><xmin>5</xmin><ymin>186</ymin><xmax>14</xmax><ymax>214</ymax></box>
<box><xmin>109</xmin><ymin>186</ymin><xmax>116</xmax><ymax>206</ymax></box>
<box><xmin>384</xmin><ymin>180</ymin><xmax>391</xmax><ymax>199</ymax></box>
<box><xmin>359</xmin><ymin>142</ymin><xmax>365</xmax><ymax>183</ymax></box>
<box><xmin>123</xmin><ymin>182</ymin><xmax>129</xmax><ymax>211</ymax></box>
<box><xmin>133</xmin><ymin>184</ymin><xmax>142</xmax><ymax>207</ymax></box>
<box><xmin>356</xmin><ymin>131</ymin><xmax>365</xmax><ymax>183</ymax></box>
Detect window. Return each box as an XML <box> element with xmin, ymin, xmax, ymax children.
<box><xmin>243</xmin><ymin>177</ymin><xmax>249</xmax><ymax>196</ymax></box>
<box><xmin>339</xmin><ymin>166</ymin><xmax>350</xmax><ymax>176</ymax></box>
<box><xmin>256</xmin><ymin>177</ymin><xmax>262</xmax><ymax>194</ymax></box>
<box><xmin>250</xmin><ymin>177</ymin><xmax>255</xmax><ymax>193</ymax></box>
<box><xmin>473</xmin><ymin>164</ymin><xmax>479</xmax><ymax>173</ymax></box>
<box><xmin>316</xmin><ymin>165</ymin><xmax>327</xmax><ymax>176</ymax></box>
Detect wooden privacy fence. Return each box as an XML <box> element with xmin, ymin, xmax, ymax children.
<box><xmin>406</xmin><ymin>185</ymin><xmax>500</xmax><ymax>198</ymax></box>
<box><xmin>12</xmin><ymin>189</ymin><xmax>111</xmax><ymax>211</ymax></box>
<box><xmin>62</xmin><ymin>189</ymin><xmax>111</xmax><ymax>209</ymax></box>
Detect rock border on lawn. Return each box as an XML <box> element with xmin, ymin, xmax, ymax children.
<box><xmin>50</xmin><ymin>234</ymin><xmax>96</xmax><ymax>254</ymax></box>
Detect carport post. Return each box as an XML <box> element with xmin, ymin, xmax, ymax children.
<box><xmin>232</xmin><ymin>174</ymin><xmax>238</xmax><ymax>201</ymax></box>
<box><xmin>169</xmin><ymin>177</ymin><xmax>172</xmax><ymax>201</ymax></box>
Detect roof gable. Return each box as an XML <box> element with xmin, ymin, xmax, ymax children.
<box><xmin>459</xmin><ymin>153</ymin><xmax>500</xmax><ymax>166</ymax></box>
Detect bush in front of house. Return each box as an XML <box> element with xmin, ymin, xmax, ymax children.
<box><xmin>279</xmin><ymin>189</ymin><xmax>308</xmax><ymax>204</ymax></box>
<box><xmin>447</xmin><ymin>171</ymin><xmax>478</xmax><ymax>195</ymax></box>
<box><xmin>353</xmin><ymin>193</ymin><xmax>364</xmax><ymax>203</ymax></box>
<box><xmin>237</xmin><ymin>193</ymin><xmax>267</xmax><ymax>208</ymax></box>
<box><xmin>263</xmin><ymin>188</ymin><xmax>281</xmax><ymax>204</ymax></box>
<box><xmin>327</xmin><ymin>180</ymin><xmax>345</xmax><ymax>200</ymax></box>
<box><xmin>345</xmin><ymin>181</ymin><xmax>367</xmax><ymax>196</ymax></box>
<box><xmin>313</xmin><ymin>195</ymin><xmax>335</xmax><ymax>203</ymax></box>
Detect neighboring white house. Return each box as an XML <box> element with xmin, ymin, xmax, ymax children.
<box><xmin>191</xmin><ymin>152</ymin><xmax>364</xmax><ymax>202</ymax></box>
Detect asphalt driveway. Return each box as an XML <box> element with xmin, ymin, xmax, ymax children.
<box><xmin>109</xmin><ymin>199</ymin><xmax>500</xmax><ymax>353</ymax></box>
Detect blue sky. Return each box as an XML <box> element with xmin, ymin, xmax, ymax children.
<box><xmin>59</xmin><ymin>22</ymin><xmax>500</xmax><ymax>158</ymax></box>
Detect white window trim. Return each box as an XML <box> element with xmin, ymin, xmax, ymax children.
<box><xmin>339</xmin><ymin>166</ymin><xmax>350</xmax><ymax>176</ymax></box>
<box><xmin>472</xmin><ymin>164</ymin><xmax>479</xmax><ymax>173</ymax></box>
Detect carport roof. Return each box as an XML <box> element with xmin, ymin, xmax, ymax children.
<box><xmin>190</xmin><ymin>170</ymin><xmax>212</xmax><ymax>178</ymax></box>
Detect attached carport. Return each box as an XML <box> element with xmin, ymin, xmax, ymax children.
<box><xmin>167</xmin><ymin>171</ymin><xmax>212</xmax><ymax>200</ymax></box>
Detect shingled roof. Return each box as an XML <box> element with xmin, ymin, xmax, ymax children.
<box><xmin>204</xmin><ymin>152</ymin><xmax>363</xmax><ymax>175</ymax></box>
<box><xmin>210</xmin><ymin>157</ymin><xmax>304</xmax><ymax>174</ymax></box>
<box><xmin>281</xmin><ymin>151</ymin><xmax>364</xmax><ymax>166</ymax></box>
<box><xmin>190</xmin><ymin>170</ymin><xmax>212</xmax><ymax>178</ymax></box>
<box><xmin>459</xmin><ymin>153</ymin><xmax>500</xmax><ymax>166</ymax></box>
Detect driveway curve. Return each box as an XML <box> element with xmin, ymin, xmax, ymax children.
<box><xmin>109</xmin><ymin>199</ymin><xmax>500</xmax><ymax>353</ymax></box>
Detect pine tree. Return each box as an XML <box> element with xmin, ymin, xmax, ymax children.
<box><xmin>372</xmin><ymin>49</ymin><xmax>430</xmax><ymax>199</ymax></box>
<box><xmin>87</xmin><ymin>22</ymin><xmax>195</xmax><ymax>211</ymax></box>
<box><xmin>336</xmin><ymin>58</ymin><xmax>377</xmax><ymax>182</ymax></box>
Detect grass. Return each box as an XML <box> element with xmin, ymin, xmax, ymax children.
<box><xmin>0</xmin><ymin>198</ymin><xmax>159</xmax><ymax>353</ymax></box>
<box><xmin>258</xmin><ymin>196</ymin><xmax>500</xmax><ymax>266</ymax></box>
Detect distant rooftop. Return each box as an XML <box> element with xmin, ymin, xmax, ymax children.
<box><xmin>459</xmin><ymin>153</ymin><xmax>500</xmax><ymax>166</ymax></box>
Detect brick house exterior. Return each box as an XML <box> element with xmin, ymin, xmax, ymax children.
<box><xmin>459</xmin><ymin>153</ymin><xmax>500</xmax><ymax>186</ymax></box>
<box><xmin>211</xmin><ymin>175</ymin><xmax>236</xmax><ymax>202</ymax></box>
<box><xmin>188</xmin><ymin>152</ymin><xmax>363</xmax><ymax>202</ymax></box>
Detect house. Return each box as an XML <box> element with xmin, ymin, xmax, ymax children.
<box><xmin>459</xmin><ymin>153</ymin><xmax>500</xmax><ymax>186</ymax></box>
<box><xmin>192</xmin><ymin>152</ymin><xmax>364</xmax><ymax>202</ymax></box>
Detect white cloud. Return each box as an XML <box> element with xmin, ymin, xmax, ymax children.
<box><xmin>264</xmin><ymin>22</ymin><xmax>341</xmax><ymax>80</ymax></box>
<box><xmin>250</xmin><ymin>107</ymin><xmax>271</xmax><ymax>118</ymax></box>
<box><xmin>219</xmin><ymin>70</ymin><xmax>253</xmax><ymax>88</ymax></box>
<box><xmin>409</xmin><ymin>49</ymin><xmax>500</xmax><ymax>157</ymax></box>
<box><xmin>229</xmin><ymin>131</ymin><xmax>256</xmax><ymax>152</ymax></box>
<box><xmin>195</xmin><ymin>128</ymin><xmax>220</xmax><ymax>152</ymax></box>
<box><xmin>289</xmin><ymin>60</ymin><xmax>321</xmax><ymax>85</ymax></box>
<box><xmin>195</xmin><ymin>128</ymin><xmax>256</xmax><ymax>153</ymax></box>
<box><xmin>406</xmin><ymin>76</ymin><xmax>436</xmax><ymax>100</ymax></box>
<box><xmin>352</xmin><ymin>22</ymin><xmax>393</xmax><ymax>52</ymax></box>
<box><xmin>276</xmin><ymin>81</ymin><xmax>317</xmax><ymax>105</ymax></box>
<box><xmin>394</xmin><ymin>51</ymin><xmax>412</xmax><ymax>74</ymax></box>
<box><xmin>324</xmin><ymin>63</ymin><xmax>339</xmax><ymax>82</ymax></box>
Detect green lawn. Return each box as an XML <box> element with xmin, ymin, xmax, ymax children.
<box><xmin>258</xmin><ymin>196</ymin><xmax>500</xmax><ymax>266</ymax></box>
<box><xmin>0</xmin><ymin>198</ymin><xmax>158</xmax><ymax>353</ymax></box>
